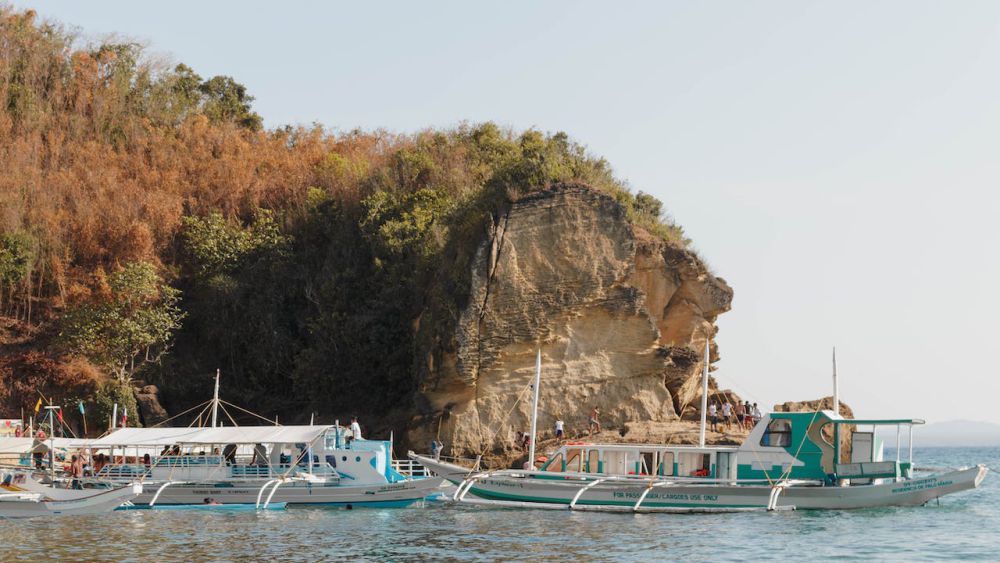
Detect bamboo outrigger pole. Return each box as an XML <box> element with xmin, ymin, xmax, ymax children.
<box><xmin>527</xmin><ymin>348</ymin><xmax>541</xmax><ymax>469</ymax></box>
<box><xmin>699</xmin><ymin>341</ymin><xmax>709</xmax><ymax>448</ymax></box>
<box><xmin>832</xmin><ymin>347</ymin><xmax>839</xmax><ymax>416</ymax></box>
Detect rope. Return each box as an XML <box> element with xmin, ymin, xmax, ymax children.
<box><xmin>476</xmin><ymin>381</ymin><xmax>534</xmax><ymax>461</ymax></box>
<box><xmin>219</xmin><ymin>399</ymin><xmax>281</xmax><ymax>425</ymax></box>
<box><xmin>151</xmin><ymin>400</ymin><xmax>212</xmax><ymax>428</ymax></box>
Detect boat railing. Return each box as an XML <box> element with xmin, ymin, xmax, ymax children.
<box><xmin>502</xmin><ymin>467</ymin><xmax>823</xmax><ymax>487</ymax></box>
<box><xmin>392</xmin><ymin>458</ymin><xmax>429</xmax><ymax>478</ymax></box>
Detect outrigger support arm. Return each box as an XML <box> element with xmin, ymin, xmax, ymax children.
<box><xmin>633</xmin><ymin>481</ymin><xmax>672</xmax><ymax>513</ymax></box>
<box><xmin>149</xmin><ymin>481</ymin><xmax>186</xmax><ymax>507</ymax></box>
<box><xmin>263</xmin><ymin>479</ymin><xmax>285</xmax><ymax>509</ymax></box>
<box><xmin>569</xmin><ymin>477</ymin><xmax>607</xmax><ymax>510</ymax></box>
<box><xmin>255</xmin><ymin>479</ymin><xmax>280</xmax><ymax>508</ymax></box>
<box><xmin>767</xmin><ymin>480</ymin><xmax>789</xmax><ymax>511</ymax></box>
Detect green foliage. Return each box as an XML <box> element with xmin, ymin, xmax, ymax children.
<box><xmin>0</xmin><ymin>232</ymin><xmax>35</xmax><ymax>287</ymax></box>
<box><xmin>58</xmin><ymin>262</ymin><xmax>184</xmax><ymax>384</ymax></box>
<box><xmin>198</xmin><ymin>75</ymin><xmax>263</xmax><ymax>131</ymax></box>
<box><xmin>361</xmin><ymin>188</ymin><xmax>452</xmax><ymax>265</ymax></box>
<box><xmin>179</xmin><ymin>210</ymin><xmax>287</xmax><ymax>279</ymax></box>
<box><xmin>92</xmin><ymin>379</ymin><xmax>139</xmax><ymax>429</ymax></box>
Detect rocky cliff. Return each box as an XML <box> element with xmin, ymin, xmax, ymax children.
<box><xmin>408</xmin><ymin>184</ymin><xmax>732</xmax><ymax>457</ymax></box>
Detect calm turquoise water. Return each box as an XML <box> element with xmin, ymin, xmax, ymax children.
<box><xmin>1</xmin><ymin>447</ymin><xmax>996</xmax><ymax>561</ymax></box>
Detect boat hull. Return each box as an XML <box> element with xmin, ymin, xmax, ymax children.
<box><xmin>129</xmin><ymin>476</ymin><xmax>444</xmax><ymax>507</ymax></box>
<box><xmin>412</xmin><ymin>455</ymin><xmax>987</xmax><ymax>511</ymax></box>
<box><xmin>0</xmin><ymin>484</ymin><xmax>142</xmax><ymax>518</ymax></box>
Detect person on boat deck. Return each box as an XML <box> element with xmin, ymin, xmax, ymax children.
<box><xmin>350</xmin><ymin>417</ymin><xmax>363</xmax><ymax>441</ymax></box>
<box><xmin>430</xmin><ymin>440</ymin><xmax>443</xmax><ymax>461</ymax></box>
<box><xmin>722</xmin><ymin>400</ymin><xmax>733</xmax><ymax>430</ymax></box>
<box><xmin>588</xmin><ymin>406</ymin><xmax>601</xmax><ymax>435</ymax></box>
<box><xmin>709</xmin><ymin>402</ymin><xmax>719</xmax><ymax>432</ymax></box>
<box><xmin>143</xmin><ymin>453</ymin><xmax>151</xmax><ymax>468</ymax></box>
<box><xmin>554</xmin><ymin>418</ymin><xmax>565</xmax><ymax>441</ymax></box>
<box><xmin>69</xmin><ymin>454</ymin><xmax>84</xmax><ymax>489</ymax></box>
<box><xmin>203</xmin><ymin>497</ymin><xmax>221</xmax><ymax>505</ymax></box>
<box><xmin>251</xmin><ymin>443</ymin><xmax>266</xmax><ymax>466</ymax></box>
<box><xmin>752</xmin><ymin>403</ymin><xmax>762</xmax><ymax>425</ymax></box>
<box><xmin>222</xmin><ymin>444</ymin><xmax>237</xmax><ymax>466</ymax></box>
<box><xmin>735</xmin><ymin>401</ymin><xmax>746</xmax><ymax>428</ymax></box>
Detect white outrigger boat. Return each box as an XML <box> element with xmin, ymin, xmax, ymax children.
<box><xmin>410</xmin><ymin>349</ymin><xmax>988</xmax><ymax>512</ymax></box>
<box><xmin>78</xmin><ymin>424</ymin><xmax>442</xmax><ymax>508</ymax></box>
<box><xmin>59</xmin><ymin>372</ymin><xmax>443</xmax><ymax>508</ymax></box>
<box><xmin>0</xmin><ymin>471</ymin><xmax>142</xmax><ymax>518</ymax></box>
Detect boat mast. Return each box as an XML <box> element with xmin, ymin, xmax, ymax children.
<box><xmin>44</xmin><ymin>405</ymin><xmax>57</xmax><ymax>484</ymax></box>
<box><xmin>832</xmin><ymin>347</ymin><xmax>839</xmax><ymax>416</ymax></box>
<box><xmin>527</xmin><ymin>348</ymin><xmax>541</xmax><ymax>469</ymax></box>
<box><xmin>211</xmin><ymin>369</ymin><xmax>220</xmax><ymax>428</ymax></box>
<box><xmin>699</xmin><ymin>340</ymin><xmax>709</xmax><ymax>448</ymax></box>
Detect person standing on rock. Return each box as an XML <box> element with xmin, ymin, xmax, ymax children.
<box><xmin>588</xmin><ymin>407</ymin><xmax>601</xmax><ymax>435</ymax></box>
<box><xmin>735</xmin><ymin>401</ymin><xmax>746</xmax><ymax>429</ymax></box>
<box><xmin>709</xmin><ymin>402</ymin><xmax>718</xmax><ymax>432</ymax></box>
<box><xmin>554</xmin><ymin>418</ymin><xmax>565</xmax><ymax>441</ymax></box>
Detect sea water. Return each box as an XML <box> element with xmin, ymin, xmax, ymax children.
<box><xmin>1</xmin><ymin>447</ymin><xmax>997</xmax><ymax>561</ymax></box>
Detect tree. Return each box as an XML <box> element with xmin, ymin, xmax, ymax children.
<box><xmin>198</xmin><ymin>75</ymin><xmax>263</xmax><ymax>131</ymax></box>
<box><xmin>58</xmin><ymin>262</ymin><xmax>185</xmax><ymax>385</ymax></box>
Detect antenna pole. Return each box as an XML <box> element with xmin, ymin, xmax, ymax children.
<box><xmin>527</xmin><ymin>348</ymin><xmax>542</xmax><ymax>469</ymax></box>
<box><xmin>699</xmin><ymin>341</ymin><xmax>709</xmax><ymax>448</ymax></box>
<box><xmin>211</xmin><ymin>369</ymin><xmax>220</xmax><ymax>428</ymax></box>
<box><xmin>832</xmin><ymin>347</ymin><xmax>839</xmax><ymax>416</ymax></box>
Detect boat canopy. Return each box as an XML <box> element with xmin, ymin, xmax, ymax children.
<box><xmin>86</xmin><ymin>425</ymin><xmax>333</xmax><ymax>447</ymax></box>
<box><xmin>822</xmin><ymin>418</ymin><xmax>925</xmax><ymax>426</ymax></box>
<box><xmin>0</xmin><ymin>437</ymin><xmax>90</xmax><ymax>453</ymax></box>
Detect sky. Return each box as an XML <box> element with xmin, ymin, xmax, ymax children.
<box><xmin>18</xmin><ymin>1</ymin><xmax>1000</xmax><ymax>424</ymax></box>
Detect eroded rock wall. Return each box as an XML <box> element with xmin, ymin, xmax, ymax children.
<box><xmin>410</xmin><ymin>184</ymin><xmax>732</xmax><ymax>457</ymax></box>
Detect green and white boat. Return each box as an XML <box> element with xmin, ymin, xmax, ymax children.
<box><xmin>410</xmin><ymin>349</ymin><xmax>988</xmax><ymax>512</ymax></box>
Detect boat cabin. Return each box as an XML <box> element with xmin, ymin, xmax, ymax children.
<box><xmin>537</xmin><ymin>412</ymin><xmax>923</xmax><ymax>485</ymax></box>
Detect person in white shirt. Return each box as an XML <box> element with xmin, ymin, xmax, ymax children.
<box><xmin>722</xmin><ymin>401</ymin><xmax>733</xmax><ymax>430</ymax></box>
<box><xmin>350</xmin><ymin>417</ymin><xmax>362</xmax><ymax>441</ymax></box>
<box><xmin>708</xmin><ymin>402</ymin><xmax>718</xmax><ymax>432</ymax></box>
<box><xmin>554</xmin><ymin>418</ymin><xmax>565</xmax><ymax>441</ymax></box>
<box><xmin>752</xmin><ymin>404</ymin><xmax>762</xmax><ymax>425</ymax></box>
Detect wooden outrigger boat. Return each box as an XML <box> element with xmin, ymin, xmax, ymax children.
<box><xmin>0</xmin><ymin>471</ymin><xmax>142</xmax><ymax>518</ymax></box>
<box><xmin>410</xmin><ymin>349</ymin><xmax>988</xmax><ymax>512</ymax></box>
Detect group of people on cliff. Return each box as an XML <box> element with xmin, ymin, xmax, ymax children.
<box><xmin>708</xmin><ymin>399</ymin><xmax>762</xmax><ymax>433</ymax></box>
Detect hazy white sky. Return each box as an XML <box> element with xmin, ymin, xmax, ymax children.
<box><xmin>21</xmin><ymin>1</ymin><xmax>1000</xmax><ymax>424</ymax></box>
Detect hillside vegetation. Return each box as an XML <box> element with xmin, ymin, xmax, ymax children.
<box><xmin>0</xmin><ymin>7</ymin><xmax>688</xmax><ymax>429</ymax></box>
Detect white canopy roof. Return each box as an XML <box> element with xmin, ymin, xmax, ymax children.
<box><xmin>0</xmin><ymin>437</ymin><xmax>91</xmax><ymax>453</ymax></box>
<box><xmin>87</xmin><ymin>425</ymin><xmax>332</xmax><ymax>447</ymax></box>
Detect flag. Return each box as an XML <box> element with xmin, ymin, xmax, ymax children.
<box><xmin>78</xmin><ymin>402</ymin><xmax>85</xmax><ymax>415</ymax></box>
<box><xmin>121</xmin><ymin>408</ymin><xmax>128</xmax><ymax>427</ymax></box>
<box><xmin>33</xmin><ymin>397</ymin><xmax>42</xmax><ymax>413</ymax></box>
<box><xmin>57</xmin><ymin>409</ymin><xmax>63</xmax><ymax>424</ymax></box>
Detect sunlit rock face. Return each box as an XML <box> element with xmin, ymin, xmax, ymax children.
<box><xmin>409</xmin><ymin>184</ymin><xmax>732</xmax><ymax>456</ymax></box>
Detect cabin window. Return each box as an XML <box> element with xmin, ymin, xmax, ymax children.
<box><xmin>565</xmin><ymin>450</ymin><xmax>583</xmax><ymax>473</ymax></box>
<box><xmin>761</xmin><ymin>419</ymin><xmax>793</xmax><ymax>447</ymax></box>
<box><xmin>587</xmin><ymin>450</ymin><xmax>600</xmax><ymax>473</ymax></box>
<box><xmin>658</xmin><ymin>452</ymin><xmax>674</xmax><ymax>476</ymax></box>
<box><xmin>640</xmin><ymin>453</ymin><xmax>654</xmax><ymax>475</ymax></box>
<box><xmin>545</xmin><ymin>452</ymin><xmax>564</xmax><ymax>472</ymax></box>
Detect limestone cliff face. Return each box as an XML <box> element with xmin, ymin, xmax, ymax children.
<box><xmin>410</xmin><ymin>184</ymin><xmax>732</xmax><ymax>457</ymax></box>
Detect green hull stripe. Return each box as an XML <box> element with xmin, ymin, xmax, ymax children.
<box><xmin>467</xmin><ymin>487</ymin><xmax>762</xmax><ymax>509</ymax></box>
